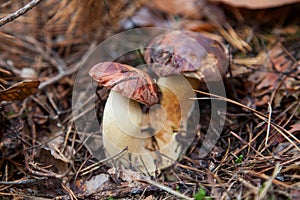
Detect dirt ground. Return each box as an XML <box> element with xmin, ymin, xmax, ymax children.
<box><xmin>0</xmin><ymin>0</ymin><xmax>299</xmax><ymax>199</ymax></box>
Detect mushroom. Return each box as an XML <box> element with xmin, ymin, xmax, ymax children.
<box><xmin>89</xmin><ymin>62</ymin><xmax>197</xmax><ymax>174</ymax></box>
<box><xmin>144</xmin><ymin>30</ymin><xmax>229</xmax><ymax>159</ymax></box>
<box><xmin>144</xmin><ymin>30</ymin><xmax>229</xmax><ymax>87</ymax></box>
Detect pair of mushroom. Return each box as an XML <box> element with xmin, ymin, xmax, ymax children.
<box><xmin>89</xmin><ymin>30</ymin><xmax>228</xmax><ymax>174</ymax></box>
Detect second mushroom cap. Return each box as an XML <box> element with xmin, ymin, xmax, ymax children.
<box><xmin>144</xmin><ymin>30</ymin><xmax>228</xmax><ymax>82</ymax></box>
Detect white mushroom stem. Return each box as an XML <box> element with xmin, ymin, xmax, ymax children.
<box><xmin>102</xmin><ymin>75</ymin><xmax>197</xmax><ymax>174</ymax></box>
<box><xmin>102</xmin><ymin>90</ymin><xmax>145</xmax><ymax>153</ymax></box>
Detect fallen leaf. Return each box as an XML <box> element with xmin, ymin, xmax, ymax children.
<box><xmin>208</xmin><ymin>0</ymin><xmax>300</xmax><ymax>9</ymax></box>
<box><xmin>144</xmin><ymin>195</ymin><xmax>154</xmax><ymax>200</ymax></box>
<box><xmin>42</xmin><ymin>126</ymin><xmax>73</xmax><ymax>163</ymax></box>
<box><xmin>256</xmin><ymin>72</ymin><xmax>279</xmax><ymax>90</ymax></box>
<box><xmin>84</xmin><ymin>174</ymin><xmax>110</xmax><ymax>194</ymax></box>
<box><xmin>248</xmin><ymin>42</ymin><xmax>299</xmax><ymax>108</ymax></box>
<box><xmin>291</xmin><ymin>188</ymin><xmax>300</xmax><ymax>200</ymax></box>
<box><xmin>122</xmin><ymin>7</ymin><xmax>169</xmax><ymax>28</ymax></box>
<box><xmin>148</xmin><ymin>0</ymin><xmax>202</xmax><ymax>19</ymax></box>
<box><xmin>288</xmin><ymin>121</ymin><xmax>300</xmax><ymax>134</ymax></box>
<box><xmin>108</xmin><ymin>167</ymin><xmax>145</xmax><ymax>183</ymax></box>
<box><xmin>0</xmin><ymin>80</ymin><xmax>40</xmax><ymax>101</ymax></box>
<box><xmin>89</xmin><ymin>62</ymin><xmax>159</xmax><ymax>106</ymax></box>
<box><xmin>38</xmin><ymin>148</ymin><xmax>69</xmax><ymax>175</ymax></box>
<box><xmin>254</xmin><ymin>95</ymin><xmax>269</xmax><ymax>106</ymax></box>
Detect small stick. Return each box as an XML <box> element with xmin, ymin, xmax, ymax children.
<box><xmin>0</xmin><ymin>0</ymin><xmax>44</xmax><ymax>27</ymax></box>
<box><xmin>137</xmin><ymin>178</ymin><xmax>194</xmax><ymax>200</ymax></box>
<box><xmin>257</xmin><ymin>163</ymin><xmax>282</xmax><ymax>200</ymax></box>
<box><xmin>79</xmin><ymin>147</ymin><xmax>128</xmax><ymax>176</ymax></box>
<box><xmin>61</xmin><ymin>183</ymin><xmax>78</xmax><ymax>200</ymax></box>
<box><xmin>38</xmin><ymin>42</ymin><xmax>96</xmax><ymax>89</ymax></box>
<box><xmin>243</xmin><ymin>168</ymin><xmax>288</xmax><ymax>188</ymax></box>
<box><xmin>265</xmin><ymin>102</ymin><xmax>272</xmax><ymax>146</ymax></box>
<box><xmin>194</xmin><ymin>90</ymin><xmax>300</xmax><ymax>152</ymax></box>
<box><xmin>0</xmin><ymin>177</ymin><xmax>47</xmax><ymax>185</ymax></box>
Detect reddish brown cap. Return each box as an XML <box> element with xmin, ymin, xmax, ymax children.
<box><xmin>89</xmin><ymin>62</ymin><xmax>159</xmax><ymax>106</ymax></box>
<box><xmin>144</xmin><ymin>30</ymin><xmax>228</xmax><ymax>82</ymax></box>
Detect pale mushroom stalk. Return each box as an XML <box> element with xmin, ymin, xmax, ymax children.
<box><xmin>102</xmin><ymin>75</ymin><xmax>196</xmax><ymax>174</ymax></box>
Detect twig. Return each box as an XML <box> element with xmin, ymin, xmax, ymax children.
<box><xmin>0</xmin><ymin>0</ymin><xmax>44</xmax><ymax>27</ymax></box>
<box><xmin>256</xmin><ymin>163</ymin><xmax>282</xmax><ymax>200</ymax></box>
<box><xmin>0</xmin><ymin>177</ymin><xmax>47</xmax><ymax>185</ymax></box>
<box><xmin>62</xmin><ymin>183</ymin><xmax>78</xmax><ymax>200</ymax></box>
<box><xmin>74</xmin><ymin>154</ymin><xmax>92</xmax><ymax>183</ymax></box>
<box><xmin>255</xmin><ymin>113</ymin><xmax>300</xmax><ymax>152</ymax></box>
<box><xmin>80</xmin><ymin>147</ymin><xmax>128</xmax><ymax>176</ymax></box>
<box><xmin>193</xmin><ymin>90</ymin><xmax>300</xmax><ymax>152</ymax></box>
<box><xmin>29</xmin><ymin>161</ymin><xmax>69</xmax><ymax>178</ymax></box>
<box><xmin>137</xmin><ymin>178</ymin><xmax>194</xmax><ymax>200</ymax></box>
<box><xmin>38</xmin><ymin>42</ymin><xmax>96</xmax><ymax>89</ymax></box>
<box><xmin>24</xmin><ymin>36</ymin><xmax>67</xmax><ymax>73</ymax></box>
<box><xmin>265</xmin><ymin>102</ymin><xmax>272</xmax><ymax>146</ymax></box>
<box><xmin>229</xmin><ymin>131</ymin><xmax>271</xmax><ymax>163</ymax></box>
<box><xmin>192</xmin><ymin>90</ymin><xmax>267</xmax><ymax>118</ymax></box>
<box><xmin>237</xmin><ymin>177</ymin><xmax>258</xmax><ymax>195</ymax></box>
<box><xmin>243</xmin><ymin>169</ymin><xmax>289</xmax><ymax>188</ymax></box>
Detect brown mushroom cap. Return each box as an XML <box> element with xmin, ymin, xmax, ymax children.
<box><xmin>208</xmin><ymin>0</ymin><xmax>300</xmax><ymax>9</ymax></box>
<box><xmin>89</xmin><ymin>62</ymin><xmax>159</xmax><ymax>106</ymax></box>
<box><xmin>144</xmin><ymin>30</ymin><xmax>228</xmax><ymax>82</ymax></box>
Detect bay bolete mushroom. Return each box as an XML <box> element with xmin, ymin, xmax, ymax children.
<box><xmin>144</xmin><ymin>30</ymin><xmax>228</xmax><ymax>86</ymax></box>
<box><xmin>89</xmin><ymin>62</ymin><xmax>197</xmax><ymax>174</ymax></box>
<box><xmin>143</xmin><ymin>30</ymin><xmax>228</xmax><ymax>159</ymax></box>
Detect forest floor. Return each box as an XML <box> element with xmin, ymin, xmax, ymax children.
<box><xmin>0</xmin><ymin>0</ymin><xmax>299</xmax><ymax>199</ymax></box>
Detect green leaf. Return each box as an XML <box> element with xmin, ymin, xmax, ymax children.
<box><xmin>235</xmin><ymin>155</ymin><xmax>243</xmax><ymax>164</ymax></box>
<box><xmin>176</xmin><ymin>184</ymin><xmax>180</xmax><ymax>192</ymax></box>
<box><xmin>194</xmin><ymin>188</ymin><xmax>206</xmax><ymax>200</ymax></box>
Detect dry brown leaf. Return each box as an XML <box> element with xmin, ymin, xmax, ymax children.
<box><xmin>256</xmin><ymin>72</ymin><xmax>279</xmax><ymax>90</ymax></box>
<box><xmin>0</xmin><ymin>80</ymin><xmax>40</xmax><ymax>101</ymax></box>
<box><xmin>148</xmin><ymin>0</ymin><xmax>202</xmax><ymax>18</ymax></box>
<box><xmin>89</xmin><ymin>62</ymin><xmax>159</xmax><ymax>106</ymax></box>
<box><xmin>108</xmin><ymin>168</ymin><xmax>145</xmax><ymax>183</ymax></box>
<box><xmin>38</xmin><ymin>148</ymin><xmax>69</xmax><ymax>175</ymax></box>
<box><xmin>144</xmin><ymin>195</ymin><xmax>154</xmax><ymax>200</ymax></box>
<box><xmin>209</xmin><ymin>0</ymin><xmax>300</xmax><ymax>9</ymax></box>
<box><xmin>291</xmin><ymin>188</ymin><xmax>300</xmax><ymax>200</ymax></box>
<box><xmin>288</xmin><ymin>121</ymin><xmax>300</xmax><ymax>134</ymax></box>
<box><xmin>123</xmin><ymin>7</ymin><xmax>170</xmax><ymax>28</ymax></box>
<box><xmin>179</xmin><ymin>21</ymin><xmax>217</xmax><ymax>33</ymax></box>
<box><xmin>248</xmin><ymin>42</ymin><xmax>299</xmax><ymax>108</ymax></box>
<box><xmin>271</xmin><ymin>121</ymin><xmax>300</xmax><ymax>145</ymax></box>
<box><xmin>84</xmin><ymin>174</ymin><xmax>110</xmax><ymax>195</ymax></box>
<box><xmin>254</xmin><ymin>95</ymin><xmax>270</xmax><ymax>106</ymax></box>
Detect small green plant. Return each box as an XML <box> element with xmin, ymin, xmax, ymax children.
<box><xmin>175</xmin><ymin>184</ymin><xmax>180</xmax><ymax>192</ymax></box>
<box><xmin>258</xmin><ymin>182</ymin><xmax>266</xmax><ymax>194</ymax></box>
<box><xmin>194</xmin><ymin>188</ymin><xmax>207</xmax><ymax>200</ymax></box>
<box><xmin>235</xmin><ymin>154</ymin><xmax>243</xmax><ymax>164</ymax></box>
<box><xmin>6</xmin><ymin>111</ymin><xmax>15</xmax><ymax>116</ymax></box>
